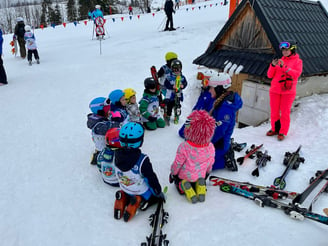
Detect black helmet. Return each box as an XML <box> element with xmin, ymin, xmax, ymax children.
<box><xmin>171</xmin><ymin>59</ymin><xmax>182</xmax><ymax>74</ymax></box>
<box><xmin>144</xmin><ymin>77</ymin><xmax>156</xmax><ymax>90</ymax></box>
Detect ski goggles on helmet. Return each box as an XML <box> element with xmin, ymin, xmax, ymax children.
<box><xmin>279</xmin><ymin>42</ymin><xmax>291</xmax><ymax>49</ymax></box>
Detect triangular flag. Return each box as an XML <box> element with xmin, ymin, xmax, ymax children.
<box><xmin>40</xmin><ymin>24</ymin><xmax>44</xmax><ymax>29</ymax></box>
<box><xmin>137</xmin><ymin>15</ymin><xmax>140</xmax><ymax>19</ymax></box>
<box><xmin>152</xmin><ymin>13</ymin><xmax>155</xmax><ymax>17</ymax></box>
<box><xmin>129</xmin><ymin>16</ymin><xmax>132</xmax><ymax>20</ymax></box>
<box><xmin>112</xmin><ymin>18</ymin><xmax>115</xmax><ymax>22</ymax></box>
<box><xmin>84</xmin><ymin>20</ymin><xmax>87</xmax><ymax>25</ymax></box>
<box><xmin>63</xmin><ymin>22</ymin><xmax>66</xmax><ymax>27</ymax></box>
<box><xmin>121</xmin><ymin>17</ymin><xmax>124</xmax><ymax>21</ymax></box>
<box><xmin>73</xmin><ymin>21</ymin><xmax>77</xmax><ymax>26</ymax></box>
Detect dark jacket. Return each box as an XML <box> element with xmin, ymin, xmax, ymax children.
<box><xmin>115</xmin><ymin>148</ymin><xmax>162</xmax><ymax>196</ymax></box>
<box><xmin>14</xmin><ymin>22</ymin><xmax>25</xmax><ymax>38</ymax></box>
<box><xmin>164</xmin><ymin>0</ymin><xmax>174</xmax><ymax>15</ymax></box>
<box><xmin>211</xmin><ymin>92</ymin><xmax>243</xmax><ymax>170</ymax></box>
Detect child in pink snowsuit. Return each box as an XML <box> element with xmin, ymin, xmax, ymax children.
<box><xmin>169</xmin><ymin>110</ymin><xmax>215</xmax><ymax>203</ymax></box>
<box><xmin>267</xmin><ymin>40</ymin><xmax>303</xmax><ymax>141</ymax></box>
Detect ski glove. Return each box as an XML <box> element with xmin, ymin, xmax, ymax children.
<box><xmin>148</xmin><ymin>116</ymin><xmax>157</xmax><ymax>122</ymax></box>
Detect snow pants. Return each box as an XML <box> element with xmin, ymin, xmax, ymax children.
<box><xmin>269</xmin><ymin>92</ymin><xmax>296</xmax><ymax>136</ymax></box>
<box><xmin>27</xmin><ymin>49</ymin><xmax>39</xmax><ymax>62</ymax></box>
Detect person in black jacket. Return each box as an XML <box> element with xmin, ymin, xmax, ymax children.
<box><xmin>164</xmin><ymin>0</ymin><xmax>175</xmax><ymax>31</ymax></box>
<box><xmin>14</xmin><ymin>17</ymin><xmax>26</xmax><ymax>58</ymax></box>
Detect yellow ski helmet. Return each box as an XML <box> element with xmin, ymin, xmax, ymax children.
<box><xmin>123</xmin><ymin>88</ymin><xmax>136</xmax><ymax>102</ymax></box>
<box><xmin>165</xmin><ymin>52</ymin><xmax>178</xmax><ymax>62</ymax></box>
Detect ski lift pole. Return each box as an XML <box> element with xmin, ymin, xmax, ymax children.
<box><xmin>99</xmin><ymin>39</ymin><xmax>102</xmax><ymax>55</ymax></box>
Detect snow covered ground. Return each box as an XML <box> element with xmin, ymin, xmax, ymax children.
<box><xmin>0</xmin><ymin>1</ymin><xmax>327</xmax><ymax>245</ymax></box>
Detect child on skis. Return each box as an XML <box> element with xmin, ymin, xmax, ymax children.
<box><xmin>157</xmin><ymin>52</ymin><xmax>178</xmax><ymax>107</ymax></box>
<box><xmin>169</xmin><ymin>110</ymin><xmax>215</xmax><ymax>203</ymax></box>
<box><xmin>97</xmin><ymin>128</ymin><xmax>122</xmax><ymax>187</ymax></box>
<box><xmin>108</xmin><ymin>89</ymin><xmax>129</xmax><ymax>126</ymax></box>
<box><xmin>163</xmin><ymin>59</ymin><xmax>187</xmax><ymax>125</ymax></box>
<box><xmin>139</xmin><ymin>77</ymin><xmax>166</xmax><ymax>130</ymax></box>
<box><xmin>87</xmin><ymin>97</ymin><xmax>112</xmax><ymax>165</ymax></box>
<box><xmin>114</xmin><ymin>122</ymin><xmax>165</xmax><ymax>222</ymax></box>
<box><xmin>178</xmin><ymin>69</ymin><xmax>215</xmax><ymax>138</ymax></box>
<box><xmin>24</xmin><ymin>25</ymin><xmax>40</xmax><ymax>65</ymax></box>
<box><xmin>123</xmin><ymin>88</ymin><xmax>141</xmax><ymax>122</ymax></box>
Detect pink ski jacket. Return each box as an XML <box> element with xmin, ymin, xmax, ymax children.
<box><xmin>170</xmin><ymin>141</ymin><xmax>215</xmax><ymax>182</ymax></box>
<box><xmin>267</xmin><ymin>54</ymin><xmax>303</xmax><ymax>95</ymax></box>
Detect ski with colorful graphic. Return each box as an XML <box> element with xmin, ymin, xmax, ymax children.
<box><xmin>220</xmin><ymin>183</ymin><xmax>328</xmax><ymax>226</ymax></box>
<box><xmin>209</xmin><ymin>175</ymin><xmax>298</xmax><ymax>200</ymax></box>
<box><xmin>173</xmin><ymin>75</ymin><xmax>181</xmax><ymax>124</ymax></box>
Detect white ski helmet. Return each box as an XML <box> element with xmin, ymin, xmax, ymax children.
<box><xmin>24</xmin><ymin>25</ymin><xmax>31</xmax><ymax>32</ymax></box>
<box><xmin>95</xmin><ymin>5</ymin><xmax>101</xmax><ymax>9</ymax></box>
<box><xmin>208</xmin><ymin>72</ymin><xmax>232</xmax><ymax>89</ymax></box>
<box><xmin>16</xmin><ymin>17</ymin><xmax>24</xmax><ymax>22</ymax></box>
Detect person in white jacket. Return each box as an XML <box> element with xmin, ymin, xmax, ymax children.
<box><xmin>24</xmin><ymin>25</ymin><xmax>40</xmax><ymax>65</ymax></box>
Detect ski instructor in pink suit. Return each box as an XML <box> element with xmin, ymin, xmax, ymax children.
<box><xmin>266</xmin><ymin>40</ymin><xmax>303</xmax><ymax>141</ymax></box>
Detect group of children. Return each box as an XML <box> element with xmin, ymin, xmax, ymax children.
<box><xmin>86</xmin><ymin>52</ymin><xmax>243</xmax><ymax>222</ymax></box>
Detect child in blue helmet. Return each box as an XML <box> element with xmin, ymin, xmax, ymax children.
<box><xmin>108</xmin><ymin>89</ymin><xmax>129</xmax><ymax>127</ymax></box>
<box><xmin>87</xmin><ymin>97</ymin><xmax>112</xmax><ymax>165</ymax></box>
<box><xmin>114</xmin><ymin>122</ymin><xmax>164</xmax><ymax>222</ymax></box>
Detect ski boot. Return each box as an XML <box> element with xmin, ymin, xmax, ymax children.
<box><xmin>195</xmin><ymin>178</ymin><xmax>206</xmax><ymax>202</ymax></box>
<box><xmin>164</xmin><ymin>114</ymin><xmax>170</xmax><ymax>126</ymax></box>
<box><xmin>28</xmin><ymin>60</ymin><xmax>32</xmax><ymax>66</ymax></box>
<box><xmin>123</xmin><ymin>195</ymin><xmax>142</xmax><ymax>222</ymax></box>
<box><xmin>36</xmin><ymin>59</ymin><xmax>40</xmax><ymax>64</ymax></box>
<box><xmin>90</xmin><ymin>151</ymin><xmax>100</xmax><ymax>165</ymax></box>
<box><xmin>174</xmin><ymin>115</ymin><xmax>179</xmax><ymax>124</ymax></box>
<box><xmin>114</xmin><ymin>190</ymin><xmax>129</xmax><ymax>220</ymax></box>
<box><xmin>181</xmin><ymin>180</ymin><xmax>197</xmax><ymax>204</ymax></box>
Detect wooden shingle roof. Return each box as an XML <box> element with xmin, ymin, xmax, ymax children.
<box><xmin>193</xmin><ymin>0</ymin><xmax>328</xmax><ymax>77</ymax></box>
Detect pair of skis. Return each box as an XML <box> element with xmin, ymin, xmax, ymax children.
<box><xmin>141</xmin><ymin>187</ymin><xmax>169</xmax><ymax>246</ymax></box>
<box><xmin>219</xmin><ymin>182</ymin><xmax>328</xmax><ymax>226</ymax></box>
<box><xmin>210</xmin><ymin>176</ymin><xmax>298</xmax><ymax>200</ymax></box>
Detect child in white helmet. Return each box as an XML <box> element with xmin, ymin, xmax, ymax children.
<box><xmin>24</xmin><ymin>25</ymin><xmax>40</xmax><ymax>65</ymax></box>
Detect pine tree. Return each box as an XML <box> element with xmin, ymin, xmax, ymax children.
<box><xmin>67</xmin><ymin>0</ymin><xmax>77</xmax><ymax>22</ymax></box>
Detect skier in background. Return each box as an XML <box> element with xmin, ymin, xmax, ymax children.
<box><xmin>24</xmin><ymin>25</ymin><xmax>40</xmax><ymax>66</ymax></box>
<box><xmin>0</xmin><ymin>26</ymin><xmax>8</xmax><ymax>86</ymax></box>
<box><xmin>164</xmin><ymin>0</ymin><xmax>176</xmax><ymax>31</ymax></box>
<box><xmin>90</xmin><ymin>5</ymin><xmax>104</xmax><ymax>21</ymax></box>
<box><xmin>128</xmin><ymin>5</ymin><xmax>133</xmax><ymax>15</ymax></box>
<box><xmin>14</xmin><ymin>17</ymin><xmax>26</xmax><ymax>59</ymax></box>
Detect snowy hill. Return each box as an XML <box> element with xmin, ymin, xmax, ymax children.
<box><xmin>0</xmin><ymin>1</ymin><xmax>327</xmax><ymax>245</ymax></box>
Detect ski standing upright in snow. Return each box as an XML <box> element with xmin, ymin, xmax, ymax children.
<box><xmin>273</xmin><ymin>145</ymin><xmax>305</xmax><ymax>190</ymax></box>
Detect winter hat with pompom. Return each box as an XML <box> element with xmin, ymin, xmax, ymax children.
<box><xmin>184</xmin><ymin>110</ymin><xmax>216</xmax><ymax>145</ymax></box>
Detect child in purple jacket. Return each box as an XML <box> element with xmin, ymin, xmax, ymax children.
<box><xmin>169</xmin><ymin>110</ymin><xmax>215</xmax><ymax>203</ymax></box>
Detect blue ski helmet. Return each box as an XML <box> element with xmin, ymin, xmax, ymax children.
<box><xmin>119</xmin><ymin>122</ymin><xmax>144</xmax><ymax>148</ymax></box>
<box><xmin>89</xmin><ymin>97</ymin><xmax>106</xmax><ymax>114</ymax></box>
<box><xmin>109</xmin><ymin>89</ymin><xmax>125</xmax><ymax>105</ymax></box>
